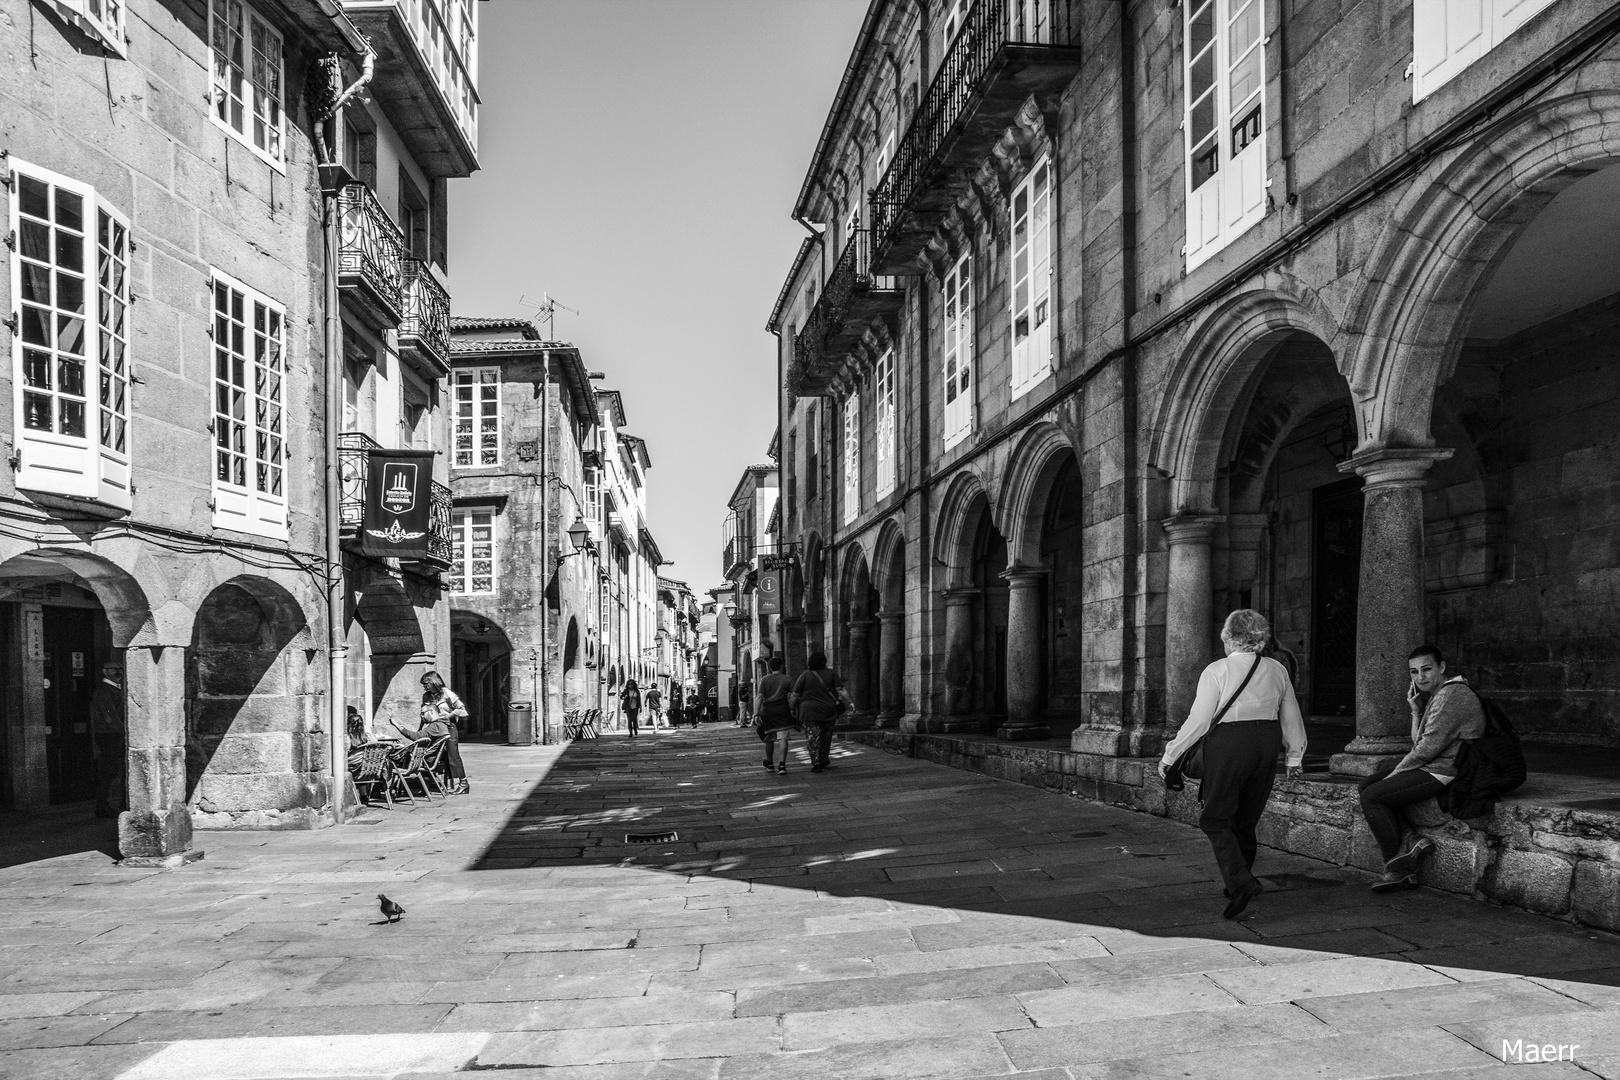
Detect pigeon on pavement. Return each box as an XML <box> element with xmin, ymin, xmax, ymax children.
<box><xmin>378</xmin><ymin>894</ymin><xmax>405</xmax><ymax>923</ymax></box>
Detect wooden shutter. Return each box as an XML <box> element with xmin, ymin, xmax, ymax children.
<box><xmin>1413</xmin><ymin>0</ymin><xmax>1555</xmax><ymax>102</ymax></box>
<box><xmin>875</xmin><ymin>350</ymin><xmax>895</xmax><ymax>498</ymax></box>
<box><xmin>1010</xmin><ymin>158</ymin><xmax>1053</xmax><ymax>398</ymax></box>
<box><xmin>943</xmin><ymin>253</ymin><xmax>973</xmax><ymax>446</ymax></box>
<box><xmin>11</xmin><ymin>160</ymin><xmax>101</xmax><ymax>502</ymax></box>
<box><xmin>1185</xmin><ymin>0</ymin><xmax>1267</xmax><ymax>270</ymax></box>
<box><xmin>842</xmin><ymin>391</ymin><xmax>860</xmax><ymax>524</ymax></box>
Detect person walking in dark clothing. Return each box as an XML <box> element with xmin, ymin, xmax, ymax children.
<box><xmin>1159</xmin><ymin>610</ymin><xmax>1307</xmax><ymax>920</ymax></box>
<box><xmin>791</xmin><ymin>651</ymin><xmax>849</xmax><ymax>773</ymax></box>
<box><xmin>621</xmin><ymin>679</ymin><xmax>642</xmax><ymax>737</ymax></box>
<box><xmin>1358</xmin><ymin>644</ymin><xmax>1486</xmax><ymax>892</ymax></box>
<box><xmin>757</xmin><ymin>657</ymin><xmax>796</xmax><ymax>774</ymax></box>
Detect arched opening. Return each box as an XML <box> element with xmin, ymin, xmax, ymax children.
<box><xmin>1040</xmin><ymin>454</ymin><xmax>1083</xmax><ymax>718</ymax></box>
<box><xmin>1419</xmin><ymin>156</ymin><xmax>1620</xmax><ymax>747</ymax></box>
<box><xmin>875</xmin><ymin>528</ymin><xmax>906</xmax><ymax>721</ymax></box>
<box><xmin>970</xmin><ymin>510</ymin><xmax>1010</xmax><ymax>724</ymax></box>
<box><xmin>838</xmin><ymin>547</ymin><xmax>875</xmax><ymax>717</ymax></box>
<box><xmin>451</xmin><ymin>611</ymin><xmax>512</xmax><ymax>740</ymax></box>
<box><xmin>186</xmin><ymin>578</ymin><xmax>314</xmax><ymax>826</ymax></box>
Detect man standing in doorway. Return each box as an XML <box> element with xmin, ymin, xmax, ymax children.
<box><xmin>90</xmin><ymin>661</ymin><xmax>125</xmax><ymax>819</ymax></box>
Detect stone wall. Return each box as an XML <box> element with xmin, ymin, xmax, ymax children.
<box><xmin>848</xmin><ymin>729</ymin><xmax>1620</xmax><ymax>934</ymax></box>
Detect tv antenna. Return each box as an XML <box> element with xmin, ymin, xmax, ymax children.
<box><xmin>519</xmin><ymin>293</ymin><xmax>580</xmax><ymax>341</ymax></box>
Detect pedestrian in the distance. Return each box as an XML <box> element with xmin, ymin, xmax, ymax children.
<box><xmin>1158</xmin><ymin>610</ymin><xmax>1307</xmax><ymax>920</ymax></box>
<box><xmin>757</xmin><ymin>656</ymin><xmax>796</xmax><ymax>775</ymax></box>
<box><xmin>646</xmin><ymin>684</ymin><xmax>663</xmax><ymax>728</ymax></box>
<box><xmin>621</xmin><ymin>679</ymin><xmax>642</xmax><ymax>737</ymax></box>
<box><xmin>669</xmin><ymin>685</ymin><xmax>685</xmax><ymax>728</ymax></box>
<box><xmin>706</xmin><ymin>685</ymin><xmax>719</xmax><ymax>724</ymax></box>
<box><xmin>1358</xmin><ymin>644</ymin><xmax>1485</xmax><ymax>892</ymax></box>
<box><xmin>791</xmin><ymin>651</ymin><xmax>850</xmax><ymax>774</ymax></box>
<box><xmin>736</xmin><ymin>676</ymin><xmax>753</xmax><ymax>727</ymax></box>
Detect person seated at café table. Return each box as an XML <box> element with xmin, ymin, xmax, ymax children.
<box><xmin>390</xmin><ymin>671</ymin><xmax>469</xmax><ymax>795</ymax></box>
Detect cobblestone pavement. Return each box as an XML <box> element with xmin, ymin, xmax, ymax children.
<box><xmin>4</xmin><ymin>729</ymin><xmax>1620</xmax><ymax>1080</ymax></box>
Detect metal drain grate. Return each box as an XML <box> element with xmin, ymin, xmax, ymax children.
<box><xmin>625</xmin><ymin>831</ymin><xmax>679</xmax><ymax>844</ymax></box>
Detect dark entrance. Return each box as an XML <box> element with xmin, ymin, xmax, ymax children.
<box><xmin>1041</xmin><ymin>456</ymin><xmax>1084</xmax><ymax>713</ymax></box>
<box><xmin>1311</xmin><ymin>478</ymin><xmax>1363</xmax><ymax>716</ymax></box>
<box><xmin>972</xmin><ymin>516</ymin><xmax>1009</xmax><ymax>721</ymax></box>
<box><xmin>44</xmin><ymin>607</ymin><xmax>100</xmax><ymax>804</ymax></box>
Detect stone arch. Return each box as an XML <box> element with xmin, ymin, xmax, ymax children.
<box><xmin>452</xmin><ymin>610</ymin><xmax>513</xmax><ymax>736</ymax></box>
<box><xmin>1344</xmin><ymin>90</ymin><xmax>1620</xmax><ymax>449</ymax></box>
<box><xmin>933</xmin><ymin>468</ymin><xmax>997</xmax><ymax>590</ymax></box>
<box><xmin>838</xmin><ymin>540</ymin><xmax>873</xmax><ymax>622</ymax></box>
<box><xmin>999</xmin><ymin>421</ymin><xmax>1080</xmax><ymax>567</ymax></box>
<box><xmin>1148</xmin><ymin>285</ymin><xmax>1341</xmax><ymax>515</ymax></box>
<box><xmin>0</xmin><ymin>546</ymin><xmax>157</xmax><ymax>647</ymax></box>
<box><xmin>871</xmin><ymin>518</ymin><xmax>907</xmax><ymax>614</ymax></box>
<box><xmin>185</xmin><ymin>575</ymin><xmax>317</xmax><ymax>827</ymax></box>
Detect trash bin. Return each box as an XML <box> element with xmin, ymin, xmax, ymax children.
<box><xmin>506</xmin><ymin>702</ymin><xmax>535</xmax><ymax>746</ymax></box>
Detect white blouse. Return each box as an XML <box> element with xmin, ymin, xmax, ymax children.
<box><xmin>1161</xmin><ymin>652</ymin><xmax>1308</xmax><ymax>768</ymax></box>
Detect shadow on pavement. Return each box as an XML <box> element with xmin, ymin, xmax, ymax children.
<box><xmin>466</xmin><ymin>726</ymin><xmax>1620</xmax><ymax>992</ymax></box>
<box><xmin>0</xmin><ymin>801</ymin><xmax>120</xmax><ymax>870</ymax></box>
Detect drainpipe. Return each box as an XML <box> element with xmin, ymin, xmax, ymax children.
<box><xmin>539</xmin><ymin>349</ymin><xmax>551</xmax><ymax>744</ymax></box>
<box><xmin>317</xmin><ymin>23</ymin><xmax>375</xmax><ymax>825</ymax></box>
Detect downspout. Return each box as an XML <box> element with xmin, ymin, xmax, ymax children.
<box><xmin>539</xmin><ymin>349</ymin><xmax>551</xmax><ymax>744</ymax></box>
<box><xmin>316</xmin><ymin>24</ymin><xmax>374</xmax><ymax>825</ymax></box>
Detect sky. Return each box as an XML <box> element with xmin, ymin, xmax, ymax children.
<box><xmin>448</xmin><ymin>0</ymin><xmax>868</xmax><ymax>594</ymax></box>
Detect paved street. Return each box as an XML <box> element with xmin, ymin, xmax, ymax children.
<box><xmin>4</xmin><ymin>729</ymin><xmax>1620</xmax><ymax>1080</ymax></box>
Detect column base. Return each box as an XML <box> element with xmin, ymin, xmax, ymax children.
<box><xmin>1070</xmin><ymin>727</ymin><xmax>1131</xmax><ymax>756</ymax></box>
<box><xmin>117</xmin><ymin>805</ymin><xmax>195</xmax><ymax>863</ymax></box>
<box><xmin>932</xmin><ymin>716</ymin><xmax>985</xmax><ymax>734</ymax></box>
<box><xmin>997</xmin><ymin>723</ymin><xmax>1050</xmax><ymax>741</ymax></box>
<box><xmin>1330</xmin><ymin>752</ymin><xmax>1407</xmax><ymax>777</ymax></box>
<box><xmin>120</xmin><ymin>850</ymin><xmax>205</xmax><ymax>869</ymax></box>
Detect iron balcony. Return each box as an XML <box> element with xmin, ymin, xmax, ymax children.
<box><xmin>400</xmin><ymin>259</ymin><xmax>452</xmax><ymax>377</ymax></box>
<box><xmin>338</xmin><ymin>183</ymin><xmax>407</xmax><ymax>332</ymax></box>
<box><xmin>788</xmin><ymin>228</ymin><xmax>902</xmax><ymax>397</ymax></box>
<box><xmin>337</xmin><ymin>430</ymin><xmax>454</xmax><ymax>570</ymax></box>
<box><xmin>868</xmin><ymin>0</ymin><xmax>1081</xmax><ymax>275</ymax></box>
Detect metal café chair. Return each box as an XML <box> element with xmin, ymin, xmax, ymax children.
<box><xmin>386</xmin><ymin>740</ymin><xmax>434</xmax><ymax>805</ymax></box>
<box><xmin>348</xmin><ymin>743</ymin><xmax>395</xmax><ymax>808</ymax></box>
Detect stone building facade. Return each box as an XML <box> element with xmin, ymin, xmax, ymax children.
<box><xmin>721</xmin><ymin>463</ymin><xmax>780</xmax><ymax>714</ymax></box>
<box><xmin>0</xmin><ymin>0</ymin><xmax>476</xmax><ymax>860</ymax></box>
<box><xmin>782</xmin><ymin>0</ymin><xmax>1620</xmax><ymax>758</ymax></box>
<box><xmin>592</xmin><ymin>389</ymin><xmax>662</xmax><ymax>731</ymax></box>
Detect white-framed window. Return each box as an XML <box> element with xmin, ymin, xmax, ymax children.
<box><xmin>1010</xmin><ymin>156</ymin><xmax>1054</xmax><ymax>398</ymax></box>
<box><xmin>943</xmin><ymin>252</ymin><xmax>974</xmax><ymax>447</ymax></box>
<box><xmin>209</xmin><ymin>0</ymin><xmax>286</xmax><ymax>171</ymax></box>
<box><xmin>842</xmin><ymin>389</ymin><xmax>860</xmax><ymax>525</ymax></box>
<box><xmin>876</xmin><ymin>129</ymin><xmax>895</xmax><ymax>185</ymax></box>
<box><xmin>585</xmin><ymin>466</ymin><xmax>601</xmax><ymax>523</ymax></box>
<box><xmin>450</xmin><ymin>507</ymin><xmax>495</xmax><ymax>594</ymax></box>
<box><xmin>1183</xmin><ymin>0</ymin><xmax>1266</xmax><ymax>271</ymax></box>
<box><xmin>9</xmin><ymin>159</ymin><xmax>132</xmax><ymax>510</ymax></box>
<box><xmin>874</xmin><ymin>350</ymin><xmax>896</xmax><ymax>499</ymax></box>
<box><xmin>1010</xmin><ymin>0</ymin><xmax>1054</xmax><ymax>43</ymax></box>
<box><xmin>51</xmin><ymin>0</ymin><xmax>127</xmax><ymax>55</ymax></box>
<box><xmin>943</xmin><ymin>0</ymin><xmax>970</xmax><ymax>46</ymax></box>
<box><xmin>1413</xmin><ymin>0</ymin><xmax>1555</xmax><ymax>102</ymax></box>
<box><xmin>210</xmin><ymin>271</ymin><xmax>287</xmax><ymax>538</ymax></box>
<box><xmin>452</xmin><ymin>366</ymin><xmax>500</xmax><ymax>467</ymax></box>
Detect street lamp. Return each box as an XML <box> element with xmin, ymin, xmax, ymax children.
<box><xmin>558</xmin><ymin>515</ymin><xmax>594</xmax><ymax>561</ymax></box>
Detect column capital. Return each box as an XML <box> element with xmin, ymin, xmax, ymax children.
<box><xmin>876</xmin><ymin>610</ymin><xmax>904</xmax><ymax>624</ymax></box>
<box><xmin>1000</xmin><ymin>565</ymin><xmax>1046</xmax><ymax>588</ymax></box>
<box><xmin>1338</xmin><ymin>447</ymin><xmax>1453</xmax><ymax>489</ymax></box>
<box><xmin>847</xmin><ymin>619</ymin><xmax>873</xmax><ymax>637</ymax></box>
<box><xmin>941</xmin><ymin>587</ymin><xmax>976</xmax><ymax>605</ymax></box>
<box><xmin>1162</xmin><ymin>514</ymin><xmax>1223</xmax><ymax>545</ymax></box>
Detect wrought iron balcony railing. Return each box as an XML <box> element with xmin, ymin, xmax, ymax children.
<box><xmin>868</xmin><ymin>0</ymin><xmax>1079</xmax><ymax>274</ymax></box>
<box><xmin>788</xmin><ymin>228</ymin><xmax>903</xmax><ymax>397</ymax></box>
<box><xmin>338</xmin><ymin>183</ymin><xmax>406</xmax><ymax>331</ymax></box>
<box><xmin>400</xmin><ymin>259</ymin><xmax>451</xmax><ymax>375</ymax></box>
<box><xmin>337</xmin><ymin>430</ymin><xmax>452</xmax><ymax>569</ymax></box>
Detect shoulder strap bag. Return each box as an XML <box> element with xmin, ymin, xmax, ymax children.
<box><xmin>1164</xmin><ymin>653</ymin><xmax>1263</xmax><ymax>792</ymax></box>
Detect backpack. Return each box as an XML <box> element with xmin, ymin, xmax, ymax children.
<box><xmin>1438</xmin><ymin>690</ymin><xmax>1528</xmax><ymax>819</ymax></box>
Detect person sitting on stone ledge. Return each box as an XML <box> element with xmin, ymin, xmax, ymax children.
<box><xmin>1359</xmin><ymin>644</ymin><xmax>1485</xmax><ymax>893</ymax></box>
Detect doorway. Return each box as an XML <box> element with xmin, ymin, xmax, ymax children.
<box><xmin>44</xmin><ymin>608</ymin><xmax>100</xmax><ymax>804</ymax></box>
<box><xmin>1311</xmin><ymin>478</ymin><xmax>1363</xmax><ymax>716</ymax></box>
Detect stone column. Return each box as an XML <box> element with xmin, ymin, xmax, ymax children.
<box><xmin>940</xmin><ymin>588</ymin><xmax>977</xmax><ymax>730</ymax></box>
<box><xmin>782</xmin><ymin>615</ymin><xmax>807</xmax><ymax>679</ymax></box>
<box><xmin>877</xmin><ymin>611</ymin><xmax>905</xmax><ymax>725</ymax></box>
<box><xmin>846</xmin><ymin>619</ymin><xmax>873</xmax><ymax>720</ymax></box>
<box><xmin>1163</xmin><ymin>516</ymin><xmax>1221</xmax><ymax>731</ymax></box>
<box><xmin>1332</xmin><ymin>447</ymin><xmax>1452</xmax><ymax>776</ymax></box>
<box><xmin>998</xmin><ymin>567</ymin><xmax>1049</xmax><ymax>740</ymax></box>
<box><xmin>120</xmin><ymin>644</ymin><xmax>200</xmax><ymax>866</ymax></box>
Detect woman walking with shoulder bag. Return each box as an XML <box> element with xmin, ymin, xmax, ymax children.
<box><xmin>791</xmin><ymin>651</ymin><xmax>849</xmax><ymax>774</ymax></box>
<box><xmin>1158</xmin><ymin>610</ymin><xmax>1307</xmax><ymax>920</ymax></box>
<box><xmin>757</xmin><ymin>656</ymin><xmax>796</xmax><ymax>774</ymax></box>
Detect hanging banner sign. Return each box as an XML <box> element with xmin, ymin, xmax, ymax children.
<box><xmin>761</xmin><ymin>553</ymin><xmax>796</xmax><ymax>572</ymax></box>
<box><xmin>361</xmin><ymin>449</ymin><xmax>436</xmax><ymax>559</ymax></box>
<box><xmin>757</xmin><ymin>569</ymin><xmax>782</xmax><ymax>615</ymax></box>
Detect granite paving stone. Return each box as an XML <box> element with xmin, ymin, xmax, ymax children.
<box><xmin>5</xmin><ymin>732</ymin><xmax>1620</xmax><ymax>1079</ymax></box>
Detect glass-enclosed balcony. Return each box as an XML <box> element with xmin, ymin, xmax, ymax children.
<box><xmin>868</xmin><ymin>0</ymin><xmax>1080</xmax><ymax>275</ymax></box>
<box><xmin>343</xmin><ymin>0</ymin><xmax>480</xmax><ymax>178</ymax></box>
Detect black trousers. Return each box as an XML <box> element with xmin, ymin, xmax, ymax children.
<box><xmin>1358</xmin><ymin>764</ymin><xmax>1446</xmax><ymax>862</ymax></box>
<box><xmin>442</xmin><ymin>730</ymin><xmax>466</xmax><ymax>781</ymax></box>
<box><xmin>1197</xmin><ymin>721</ymin><xmax>1282</xmax><ymax>893</ymax></box>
